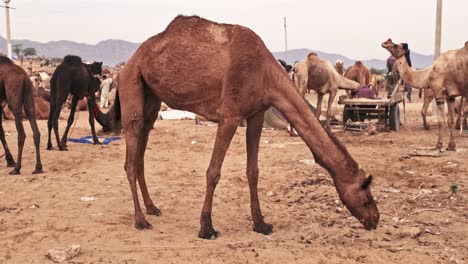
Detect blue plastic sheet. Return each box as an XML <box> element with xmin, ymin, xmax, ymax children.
<box><xmin>68</xmin><ymin>135</ymin><xmax>121</xmax><ymax>145</ymax></box>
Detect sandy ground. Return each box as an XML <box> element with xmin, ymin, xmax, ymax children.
<box><xmin>0</xmin><ymin>95</ymin><xmax>467</xmax><ymax>264</ymax></box>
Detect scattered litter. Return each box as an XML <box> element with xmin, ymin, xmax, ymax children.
<box><xmin>47</xmin><ymin>244</ymin><xmax>81</xmax><ymax>263</ymax></box>
<box><xmin>263</xmin><ymin>140</ymin><xmax>269</xmax><ymax>144</ymax></box>
<box><xmin>191</xmin><ymin>140</ymin><xmax>197</xmax><ymax>145</ymax></box>
<box><xmin>80</xmin><ymin>197</ymin><xmax>96</xmax><ymax>202</ymax></box>
<box><xmin>29</xmin><ymin>204</ymin><xmax>40</xmax><ymax>209</ymax></box>
<box><xmin>404</xmin><ymin>171</ymin><xmax>415</xmax><ymax>174</ymax></box>
<box><xmin>266</xmin><ymin>191</ymin><xmax>274</xmax><ymax>197</ymax></box>
<box><xmin>417</xmin><ymin>189</ymin><xmax>433</xmax><ymax>196</ymax></box>
<box><xmin>408</xmin><ymin>149</ymin><xmax>440</xmax><ymax>157</ymax></box>
<box><xmin>443</xmin><ymin>162</ymin><xmax>458</xmax><ymax>170</ymax></box>
<box><xmin>299</xmin><ymin>159</ymin><xmax>315</xmax><ymax>166</ymax></box>
<box><xmin>383</xmin><ymin>187</ymin><xmax>401</xmax><ymax>193</ymax></box>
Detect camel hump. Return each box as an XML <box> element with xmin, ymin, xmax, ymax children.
<box><xmin>465</xmin><ymin>41</ymin><xmax>468</xmax><ymax>49</ymax></box>
<box><xmin>0</xmin><ymin>56</ymin><xmax>13</xmax><ymax>64</ymax></box>
<box><xmin>307</xmin><ymin>52</ymin><xmax>318</xmax><ymax>60</ymax></box>
<box><xmin>63</xmin><ymin>55</ymin><xmax>83</xmax><ymax>65</ymax></box>
<box><xmin>166</xmin><ymin>15</ymin><xmax>206</xmax><ymax>31</ymax></box>
<box><xmin>355</xmin><ymin>61</ymin><xmax>363</xmax><ymax>66</ymax></box>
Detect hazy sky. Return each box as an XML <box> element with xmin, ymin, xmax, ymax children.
<box><xmin>1</xmin><ymin>0</ymin><xmax>467</xmax><ymax>59</ymax></box>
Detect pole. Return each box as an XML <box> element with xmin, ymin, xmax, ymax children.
<box><xmin>284</xmin><ymin>16</ymin><xmax>288</xmax><ymax>63</ymax></box>
<box><xmin>432</xmin><ymin>0</ymin><xmax>442</xmax><ymax>116</ymax></box>
<box><xmin>434</xmin><ymin>0</ymin><xmax>442</xmax><ymax>59</ymax></box>
<box><xmin>4</xmin><ymin>0</ymin><xmax>12</xmax><ymax>59</ymax></box>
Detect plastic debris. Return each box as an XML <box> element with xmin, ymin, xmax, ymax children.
<box><xmin>47</xmin><ymin>244</ymin><xmax>81</xmax><ymax>262</ymax></box>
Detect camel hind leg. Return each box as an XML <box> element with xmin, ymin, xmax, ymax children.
<box><xmin>9</xmin><ymin>108</ymin><xmax>26</xmax><ymax>175</ymax></box>
<box><xmin>0</xmin><ymin>110</ymin><xmax>15</xmax><ymax>167</ymax></box>
<box><xmin>59</xmin><ymin>95</ymin><xmax>79</xmax><ymax>150</ymax></box>
<box><xmin>120</xmin><ymin>72</ymin><xmax>160</xmax><ymax>229</ymax></box>
<box><xmin>23</xmin><ymin>90</ymin><xmax>43</xmax><ymax>174</ymax></box>
<box><xmin>137</xmin><ymin>88</ymin><xmax>162</xmax><ymax>216</ymax></box>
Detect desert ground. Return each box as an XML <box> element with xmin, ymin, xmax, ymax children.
<box><xmin>0</xmin><ymin>94</ymin><xmax>467</xmax><ymax>263</ymax></box>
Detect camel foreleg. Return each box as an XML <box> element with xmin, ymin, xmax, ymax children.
<box><xmin>199</xmin><ymin>108</ymin><xmax>241</xmax><ymax>239</ymax></box>
<box><xmin>246</xmin><ymin>110</ymin><xmax>272</xmax><ymax>235</ymax></box>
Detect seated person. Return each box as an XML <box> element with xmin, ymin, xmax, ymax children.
<box><xmin>353</xmin><ymin>84</ymin><xmax>377</xmax><ymax>99</ymax></box>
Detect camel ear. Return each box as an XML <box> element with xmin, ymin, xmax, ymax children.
<box><xmin>361</xmin><ymin>175</ymin><xmax>373</xmax><ymax>189</ymax></box>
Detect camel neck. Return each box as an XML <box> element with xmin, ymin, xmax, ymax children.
<box><xmin>270</xmin><ymin>73</ymin><xmax>359</xmax><ymax>185</ymax></box>
<box><xmin>396</xmin><ymin>57</ymin><xmax>431</xmax><ymax>89</ymax></box>
<box><xmin>337</xmin><ymin>74</ymin><xmax>359</xmax><ymax>91</ymax></box>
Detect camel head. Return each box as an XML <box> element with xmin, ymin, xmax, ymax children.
<box><xmin>382</xmin><ymin>39</ymin><xmax>409</xmax><ymax>59</ymax></box>
<box><xmin>87</xmin><ymin>61</ymin><xmax>103</xmax><ymax>76</ymax></box>
<box><xmin>339</xmin><ymin>170</ymin><xmax>379</xmax><ymax>230</ymax></box>
<box><xmin>335</xmin><ymin>60</ymin><xmax>344</xmax><ymax>74</ymax></box>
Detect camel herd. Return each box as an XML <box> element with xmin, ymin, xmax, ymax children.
<box><xmin>0</xmin><ymin>15</ymin><xmax>467</xmax><ymax>239</ymax></box>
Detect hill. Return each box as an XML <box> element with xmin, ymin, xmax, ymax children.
<box><xmin>1</xmin><ymin>36</ymin><xmax>433</xmax><ymax>68</ymax></box>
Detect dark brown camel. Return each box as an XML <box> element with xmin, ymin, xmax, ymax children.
<box><xmin>47</xmin><ymin>56</ymin><xmax>102</xmax><ymax>151</ymax></box>
<box><xmin>0</xmin><ymin>56</ymin><xmax>43</xmax><ymax>174</ymax></box>
<box><xmin>115</xmin><ymin>16</ymin><xmax>379</xmax><ymax>239</ymax></box>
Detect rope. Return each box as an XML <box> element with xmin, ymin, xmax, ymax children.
<box><xmin>68</xmin><ymin>109</ymin><xmax>81</xmax><ymax>139</ymax></box>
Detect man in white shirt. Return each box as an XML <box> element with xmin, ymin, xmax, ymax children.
<box><xmin>99</xmin><ymin>75</ymin><xmax>113</xmax><ymax>108</ymax></box>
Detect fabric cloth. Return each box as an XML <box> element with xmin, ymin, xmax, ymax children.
<box><xmin>355</xmin><ymin>85</ymin><xmax>377</xmax><ymax>99</ymax></box>
<box><xmin>100</xmin><ymin>78</ymin><xmax>113</xmax><ymax>108</ymax></box>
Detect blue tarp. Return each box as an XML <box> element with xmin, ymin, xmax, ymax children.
<box><xmin>68</xmin><ymin>135</ymin><xmax>121</xmax><ymax>145</ymax></box>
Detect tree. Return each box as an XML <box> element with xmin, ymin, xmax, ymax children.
<box><xmin>12</xmin><ymin>43</ymin><xmax>22</xmax><ymax>57</ymax></box>
<box><xmin>23</xmin><ymin>47</ymin><xmax>37</xmax><ymax>57</ymax></box>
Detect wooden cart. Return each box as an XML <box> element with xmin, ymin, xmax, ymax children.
<box><xmin>338</xmin><ymin>92</ymin><xmax>404</xmax><ymax>131</ymax></box>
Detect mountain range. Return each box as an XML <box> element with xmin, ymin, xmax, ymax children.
<box><xmin>0</xmin><ymin>36</ymin><xmax>434</xmax><ymax>69</ymax></box>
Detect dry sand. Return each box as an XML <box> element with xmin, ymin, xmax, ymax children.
<box><xmin>0</xmin><ymin>97</ymin><xmax>467</xmax><ymax>263</ymax></box>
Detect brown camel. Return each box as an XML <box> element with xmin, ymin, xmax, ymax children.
<box><xmin>291</xmin><ymin>53</ymin><xmax>360</xmax><ymax>129</ymax></box>
<box><xmin>335</xmin><ymin>60</ymin><xmax>344</xmax><ymax>75</ymax></box>
<box><xmin>382</xmin><ymin>39</ymin><xmax>468</xmax><ymax>150</ymax></box>
<box><xmin>344</xmin><ymin>61</ymin><xmax>371</xmax><ymax>87</ymax></box>
<box><xmin>47</xmin><ymin>56</ymin><xmax>102</xmax><ymax>151</ymax></box>
<box><xmin>0</xmin><ymin>56</ymin><xmax>43</xmax><ymax>174</ymax></box>
<box><xmin>3</xmin><ymin>97</ymin><xmax>50</xmax><ymax>120</ymax></box>
<box><xmin>115</xmin><ymin>15</ymin><xmax>379</xmax><ymax>238</ymax></box>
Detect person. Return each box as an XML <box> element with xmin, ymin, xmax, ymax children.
<box><xmin>354</xmin><ymin>84</ymin><xmax>377</xmax><ymax>99</ymax></box>
<box><xmin>99</xmin><ymin>75</ymin><xmax>113</xmax><ymax>108</ymax></box>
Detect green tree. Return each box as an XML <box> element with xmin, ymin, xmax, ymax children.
<box><xmin>23</xmin><ymin>47</ymin><xmax>37</xmax><ymax>57</ymax></box>
<box><xmin>12</xmin><ymin>43</ymin><xmax>23</xmax><ymax>57</ymax></box>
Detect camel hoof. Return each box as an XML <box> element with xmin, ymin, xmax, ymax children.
<box><xmin>447</xmin><ymin>142</ymin><xmax>456</xmax><ymax>151</ymax></box>
<box><xmin>198</xmin><ymin>227</ymin><xmax>218</xmax><ymax>240</ymax></box>
<box><xmin>59</xmin><ymin>146</ymin><xmax>68</xmax><ymax>151</ymax></box>
<box><xmin>146</xmin><ymin>205</ymin><xmax>162</xmax><ymax>216</ymax></box>
<box><xmin>94</xmin><ymin>141</ymin><xmax>102</xmax><ymax>145</ymax></box>
<box><xmin>435</xmin><ymin>142</ymin><xmax>443</xmax><ymax>151</ymax></box>
<box><xmin>253</xmin><ymin>222</ymin><xmax>273</xmax><ymax>235</ymax></box>
<box><xmin>423</xmin><ymin>125</ymin><xmax>430</xmax><ymax>131</ymax></box>
<box><xmin>135</xmin><ymin>219</ymin><xmax>153</xmax><ymax>230</ymax></box>
<box><xmin>9</xmin><ymin>168</ymin><xmax>20</xmax><ymax>175</ymax></box>
<box><xmin>32</xmin><ymin>169</ymin><xmax>44</xmax><ymax>175</ymax></box>
<box><xmin>47</xmin><ymin>144</ymin><xmax>53</xmax><ymax>150</ymax></box>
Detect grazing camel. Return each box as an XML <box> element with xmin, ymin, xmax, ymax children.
<box><xmin>291</xmin><ymin>53</ymin><xmax>360</xmax><ymax>129</ymax></box>
<box><xmin>0</xmin><ymin>56</ymin><xmax>43</xmax><ymax>174</ymax></box>
<box><xmin>47</xmin><ymin>56</ymin><xmax>102</xmax><ymax>151</ymax></box>
<box><xmin>382</xmin><ymin>39</ymin><xmax>468</xmax><ymax>150</ymax></box>
<box><xmin>114</xmin><ymin>15</ymin><xmax>379</xmax><ymax>238</ymax></box>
